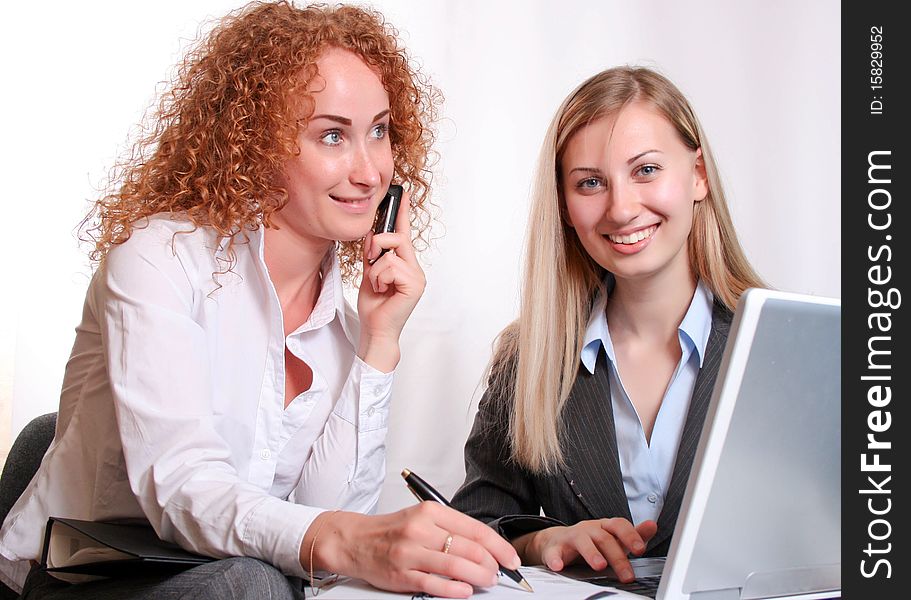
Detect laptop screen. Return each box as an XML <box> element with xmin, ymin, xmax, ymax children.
<box><xmin>661</xmin><ymin>289</ymin><xmax>841</xmax><ymax>600</ymax></box>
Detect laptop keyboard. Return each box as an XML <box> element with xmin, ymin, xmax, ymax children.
<box><xmin>609</xmin><ymin>576</ymin><xmax>661</xmax><ymax>598</ymax></box>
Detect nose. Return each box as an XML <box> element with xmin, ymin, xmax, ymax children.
<box><xmin>604</xmin><ymin>182</ymin><xmax>640</xmax><ymax>225</ymax></box>
<box><xmin>349</xmin><ymin>141</ymin><xmax>382</xmax><ymax>189</ymax></box>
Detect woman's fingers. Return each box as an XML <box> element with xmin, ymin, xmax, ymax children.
<box><xmin>364</xmin><ymin>191</ymin><xmax>422</xmax><ymax>295</ymax></box>
<box><xmin>429</xmin><ymin>504</ymin><xmax>521</xmax><ymax>571</ymax></box>
<box><xmin>369</xmin><ymin>230</ymin><xmax>415</xmax><ymax>264</ymax></box>
<box><xmin>601</xmin><ymin>517</ymin><xmax>649</xmax><ymax>555</ymax></box>
<box><xmin>635</xmin><ymin>519</ymin><xmax>659</xmax><ymax>545</ymax></box>
<box><xmin>440</xmin><ymin>532</ymin><xmax>500</xmax><ymax>575</ymax></box>
<box><xmin>372</xmin><ymin>502</ymin><xmax>517</xmax><ymax>592</ymax></box>
<box><xmin>390</xmin><ymin>189</ymin><xmax>417</xmax><ymax>261</ymax></box>
<box><xmin>362</xmin><ymin>230</ymin><xmax>375</xmax><ymax>269</ymax></box>
<box><xmin>405</xmin><ymin>571</ymin><xmax>474</xmax><ymax>599</ymax></box>
<box><xmin>370</xmin><ymin>254</ymin><xmax>400</xmax><ymax>294</ymax></box>
<box><xmin>579</xmin><ymin>532</ymin><xmax>618</xmax><ymax>572</ymax></box>
<box><xmin>534</xmin><ymin>519</ymin><xmax>641</xmax><ymax>581</ymax></box>
<box><xmin>321</xmin><ymin>508</ymin><xmax>513</xmax><ymax>599</ymax></box>
<box><xmin>393</xmin><ymin>189</ymin><xmax>412</xmax><ymax>233</ymax></box>
<box><xmin>367</xmin><ymin>190</ymin><xmax>416</xmax><ymax>264</ymax></box>
<box><xmin>413</xmin><ymin>539</ymin><xmax>499</xmax><ymax>589</ymax></box>
<box><xmin>540</xmin><ymin>539</ymin><xmax>576</xmax><ymax>572</ymax></box>
<box><xmin>382</xmin><ymin>527</ymin><xmax>497</xmax><ymax>593</ymax></box>
<box><xmin>368</xmin><ymin>253</ymin><xmax>423</xmax><ymax>296</ymax></box>
<box><xmin>590</xmin><ymin>530</ymin><xmax>634</xmax><ymax>581</ymax></box>
<box><xmin>596</xmin><ymin>518</ymin><xmax>652</xmax><ymax>581</ymax></box>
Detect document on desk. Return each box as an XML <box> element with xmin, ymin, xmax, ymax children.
<box><xmin>312</xmin><ymin>565</ymin><xmax>643</xmax><ymax>599</ymax></box>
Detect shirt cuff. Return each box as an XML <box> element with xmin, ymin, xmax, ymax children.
<box><xmin>489</xmin><ymin>514</ymin><xmax>568</xmax><ymax>541</ymax></box>
<box><xmin>242</xmin><ymin>496</ymin><xmax>323</xmax><ymax>578</ymax></box>
<box><xmin>0</xmin><ymin>555</ymin><xmax>28</xmax><ymax>594</ymax></box>
<box><xmin>332</xmin><ymin>356</ymin><xmax>393</xmax><ymax>431</ymax></box>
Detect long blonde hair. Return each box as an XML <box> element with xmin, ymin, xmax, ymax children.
<box><xmin>492</xmin><ymin>66</ymin><xmax>765</xmax><ymax>474</ymax></box>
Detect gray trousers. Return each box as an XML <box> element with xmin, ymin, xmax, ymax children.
<box><xmin>19</xmin><ymin>558</ymin><xmax>306</xmax><ymax>599</ymax></box>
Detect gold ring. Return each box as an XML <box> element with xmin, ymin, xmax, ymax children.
<box><xmin>442</xmin><ymin>534</ymin><xmax>453</xmax><ymax>554</ymax></box>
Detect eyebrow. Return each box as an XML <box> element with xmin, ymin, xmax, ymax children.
<box><xmin>568</xmin><ymin>149</ymin><xmax>664</xmax><ymax>175</ymax></box>
<box><xmin>568</xmin><ymin>167</ymin><xmax>602</xmax><ymax>175</ymax></box>
<box><xmin>627</xmin><ymin>149</ymin><xmax>662</xmax><ymax>164</ymax></box>
<box><xmin>309</xmin><ymin>109</ymin><xmax>391</xmax><ymax>127</ymax></box>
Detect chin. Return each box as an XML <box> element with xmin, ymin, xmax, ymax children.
<box><xmin>334</xmin><ymin>224</ymin><xmax>373</xmax><ymax>243</ymax></box>
<box><xmin>597</xmin><ymin>258</ymin><xmax>658</xmax><ymax>282</ymax></box>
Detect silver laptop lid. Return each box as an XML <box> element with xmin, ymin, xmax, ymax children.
<box><xmin>659</xmin><ymin>289</ymin><xmax>841</xmax><ymax>600</ymax></box>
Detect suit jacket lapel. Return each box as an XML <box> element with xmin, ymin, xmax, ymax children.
<box><xmin>561</xmin><ymin>348</ymin><xmax>633</xmax><ymax>523</ymax></box>
<box><xmin>649</xmin><ymin>301</ymin><xmax>733</xmax><ymax>552</ymax></box>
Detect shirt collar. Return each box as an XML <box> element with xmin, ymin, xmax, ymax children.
<box><xmin>300</xmin><ymin>248</ymin><xmax>347</xmax><ymax>334</ymax></box>
<box><xmin>579</xmin><ymin>277</ymin><xmax>714</xmax><ymax>374</ymax></box>
<box><xmin>581</xmin><ymin>277</ymin><xmax>611</xmax><ymax>375</ymax></box>
<box><xmin>249</xmin><ymin>228</ymin><xmax>352</xmax><ymax>341</ymax></box>
<box><xmin>679</xmin><ymin>279</ymin><xmax>713</xmax><ymax>368</ymax></box>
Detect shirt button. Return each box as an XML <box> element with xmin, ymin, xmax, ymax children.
<box><xmin>647</xmin><ymin>493</ymin><xmax>658</xmax><ymax>503</ymax></box>
<box><xmin>367</xmin><ymin>406</ymin><xmax>376</xmax><ymax>417</ymax></box>
<box><xmin>373</xmin><ymin>385</ymin><xmax>384</xmax><ymax>397</ymax></box>
<box><xmin>260</xmin><ymin>449</ymin><xmax>272</xmax><ymax>461</ymax></box>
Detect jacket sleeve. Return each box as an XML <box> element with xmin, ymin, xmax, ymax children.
<box><xmin>451</xmin><ymin>366</ymin><xmax>565</xmax><ymax>540</ymax></box>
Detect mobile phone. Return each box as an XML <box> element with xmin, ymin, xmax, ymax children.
<box><xmin>369</xmin><ymin>184</ymin><xmax>403</xmax><ymax>264</ymax></box>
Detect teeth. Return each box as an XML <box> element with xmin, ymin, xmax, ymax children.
<box><xmin>607</xmin><ymin>225</ymin><xmax>656</xmax><ymax>244</ymax></box>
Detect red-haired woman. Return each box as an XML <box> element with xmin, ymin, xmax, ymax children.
<box><xmin>0</xmin><ymin>3</ymin><xmax>517</xmax><ymax>598</ymax></box>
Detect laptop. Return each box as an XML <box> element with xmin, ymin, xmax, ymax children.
<box><xmin>564</xmin><ymin>288</ymin><xmax>841</xmax><ymax>600</ymax></box>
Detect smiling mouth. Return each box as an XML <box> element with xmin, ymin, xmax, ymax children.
<box><xmin>330</xmin><ymin>195</ymin><xmax>371</xmax><ymax>204</ymax></box>
<box><xmin>605</xmin><ymin>224</ymin><xmax>658</xmax><ymax>245</ymax></box>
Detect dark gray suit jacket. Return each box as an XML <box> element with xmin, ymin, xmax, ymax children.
<box><xmin>451</xmin><ymin>300</ymin><xmax>733</xmax><ymax>558</ymax></box>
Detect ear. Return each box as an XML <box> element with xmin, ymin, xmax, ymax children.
<box><xmin>693</xmin><ymin>148</ymin><xmax>708</xmax><ymax>202</ymax></box>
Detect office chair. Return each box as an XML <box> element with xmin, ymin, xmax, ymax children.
<box><xmin>0</xmin><ymin>412</ymin><xmax>57</xmax><ymax>599</ymax></box>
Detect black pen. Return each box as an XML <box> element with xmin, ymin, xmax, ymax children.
<box><xmin>401</xmin><ymin>468</ymin><xmax>534</xmax><ymax>593</ymax></box>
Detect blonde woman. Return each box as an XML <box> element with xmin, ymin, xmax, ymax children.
<box><xmin>452</xmin><ymin>66</ymin><xmax>764</xmax><ymax>584</ymax></box>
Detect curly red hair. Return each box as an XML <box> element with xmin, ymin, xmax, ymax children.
<box><xmin>82</xmin><ymin>0</ymin><xmax>440</xmax><ymax>282</ymax></box>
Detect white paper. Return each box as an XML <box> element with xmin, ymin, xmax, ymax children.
<box><xmin>47</xmin><ymin>522</ymin><xmax>131</xmax><ymax>568</ymax></box>
<box><xmin>45</xmin><ymin>521</ymin><xmax>132</xmax><ymax>584</ymax></box>
<box><xmin>312</xmin><ymin>566</ymin><xmax>643</xmax><ymax>599</ymax></box>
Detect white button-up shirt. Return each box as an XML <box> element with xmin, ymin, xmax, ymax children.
<box><xmin>0</xmin><ymin>215</ymin><xmax>393</xmax><ymax>591</ymax></box>
<box><xmin>580</xmin><ymin>279</ymin><xmax>713</xmax><ymax>526</ymax></box>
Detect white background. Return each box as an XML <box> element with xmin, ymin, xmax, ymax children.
<box><xmin>0</xmin><ymin>0</ymin><xmax>839</xmax><ymax>512</ymax></box>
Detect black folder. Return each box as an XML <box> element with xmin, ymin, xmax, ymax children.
<box><xmin>40</xmin><ymin>517</ymin><xmax>214</xmax><ymax>578</ymax></box>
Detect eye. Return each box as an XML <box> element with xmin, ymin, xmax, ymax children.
<box><xmin>320</xmin><ymin>130</ymin><xmax>343</xmax><ymax>146</ymax></box>
<box><xmin>576</xmin><ymin>177</ymin><xmax>604</xmax><ymax>191</ymax></box>
<box><xmin>371</xmin><ymin>123</ymin><xmax>389</xmax><ymax>140</ymax></box>
<box><xmin>635</xmin><ymin>164</ymin><xmax>660</xmax><ymax>178</ymax></box>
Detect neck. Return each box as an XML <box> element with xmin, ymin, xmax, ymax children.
<box><xmin>607</xmin><ymin>267</ymin><xmax>698</xmax><ymax>342</ymax></box>
<box><xmin>263</xmin><ymin>225</ymin><xmax>334</xmax><ymax>315</ymax></box>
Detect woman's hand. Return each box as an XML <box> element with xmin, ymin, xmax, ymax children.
<box><xmin>514</xmin><ymin>518</ymin><xmax>657</xmax><ymax>583</ymax></box>
<box><xmin>302</xmin><ymin>503</ymin><xmax>521</xmax><ymax>598</ymax></box>
<box><xmin>357</xmin><ymin>190</ymin><xmax>425</xmax><ymax>372</ymax></box>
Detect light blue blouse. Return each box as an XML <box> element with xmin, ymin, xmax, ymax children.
<box><xmin>580</xmin><ymin>278</ymin><xmax>713</xmax><ymax>526</ymax></box>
